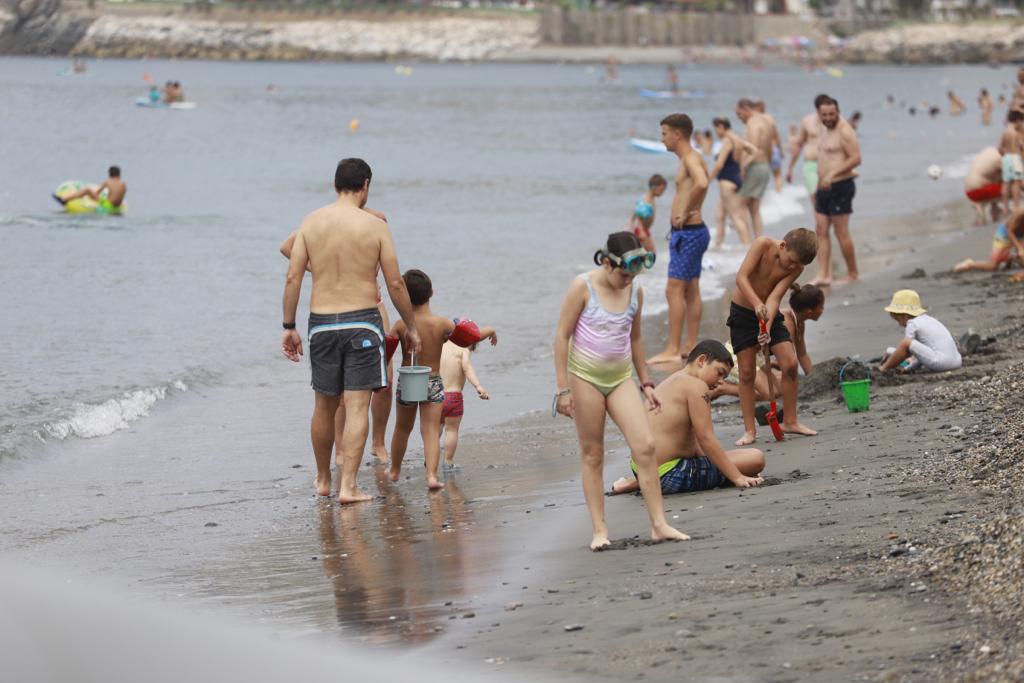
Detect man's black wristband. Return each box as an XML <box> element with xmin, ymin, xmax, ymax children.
<box><xmin>282</xmin><ymin>322</ymin><xmax>296</xmax><ymax>330</ymax></box>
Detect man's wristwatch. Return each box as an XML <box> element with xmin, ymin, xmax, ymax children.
<box><xmin>282</xmin><ymin>322</ymin><xmax>296</xmax><ymax>330</ymax></box>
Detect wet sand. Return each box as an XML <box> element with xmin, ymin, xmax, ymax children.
<box><xmin>1</xmin><ymin>199</ymin><xmax>1021</xmax><ymax>682</ymax></box>
<box><xmin>438</xmin><ymin>217</ymin><xmax>1024</xmax><ymax>681</ymax></box>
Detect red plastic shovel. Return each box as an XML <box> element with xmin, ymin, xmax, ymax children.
<box><xmin>759</xmin><ymin>319</ymin><xmax>785</xmax><ymax>442</ymax></box>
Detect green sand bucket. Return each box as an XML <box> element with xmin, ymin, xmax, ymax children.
<box><xmin>839</xmin><ymin>361</ymin><xmax>871</xmax><ymax>413</ymax></box>
<box><xmin>398</xmin><ymin>352</ymin><xmax>430</xmax><ymax>403</ymax></box>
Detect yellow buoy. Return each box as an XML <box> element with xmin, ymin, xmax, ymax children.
<box><xmin>348</xmin><ymin>118</ymin><xmax>359</xmax><ymax>133</ymax></box>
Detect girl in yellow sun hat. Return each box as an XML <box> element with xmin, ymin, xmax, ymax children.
<box><xmin>879</xmin><ymin>290</ymin><xmax>962</xmax><ymax>373</ymax></box>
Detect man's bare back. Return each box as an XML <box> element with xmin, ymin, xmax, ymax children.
<box><xmin>744</xmin><ymin>113</ymin><xmax>773</xmax><ymax>164</ymax></box>
<box><xmin>298</xmin><ymin>204</ymin><xmax>389</xmax><ymax>314</ymax></box>
<box><xmin>817</xmin><ymin>118</ymin><xmax>858</xmax><ymax>185</ymax></box>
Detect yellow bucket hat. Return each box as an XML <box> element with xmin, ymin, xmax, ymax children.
<box><xmin>884</xmin><ymin>289</ymin><xmax>927</xmax><ymax>316</ymax></box>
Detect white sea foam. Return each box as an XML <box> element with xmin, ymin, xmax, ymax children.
<box><xmin>940</xmin><ymin>153</ymin><xmax>974</xmax><ymax>180</ymax></box>
<box><xmin>40</xmin><ymin>380</ymin><xmax>188</xmax><ymax>441</ymax></box>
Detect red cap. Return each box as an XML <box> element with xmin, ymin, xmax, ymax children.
<box><xmin>449</xmin><ymin>318</ymin><xmax>481</xmax><ymax>348</ymax></box>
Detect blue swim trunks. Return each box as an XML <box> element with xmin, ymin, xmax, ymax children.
<box><xmin>629</xmin><ymin>455</ymin><xmax>728</xmax><ymax>494</ymax></box>
<box><xmin>668</xmin><ymin>223</ymin><xmax>709</xmax><ymax>281</ymax></box>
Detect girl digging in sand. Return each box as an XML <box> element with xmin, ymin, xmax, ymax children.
<box><xmin>553</xmin><ymin>231</ymin><xmax>689</xmax><ymax>551</ymax></box>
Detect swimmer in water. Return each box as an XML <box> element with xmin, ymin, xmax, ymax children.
<box><xmin>53</xmin><ymin>165</ymin><xmax>126</xmax><ymax>212</ymax></box>
<box><xmin>630</xmin><ymin>174</ymin><xmax>668</xmax><ymax>253</ymax></box>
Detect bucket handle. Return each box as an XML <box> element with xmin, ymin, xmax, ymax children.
<box><xmin>839</xmin><ymin>359</ymin><xmax>871</xmax><ymax>384</ymax></box>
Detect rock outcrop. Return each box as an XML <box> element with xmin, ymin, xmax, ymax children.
<box><xmin>837</xmin><ymin>22</ymin><xmax>1024</xmax><ymax>64</ymax></box>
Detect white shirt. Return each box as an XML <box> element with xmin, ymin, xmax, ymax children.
<box><xmin>905</xmin><ymin>314</ymin><xmax>961</xmax><ymax>371</ymax></box>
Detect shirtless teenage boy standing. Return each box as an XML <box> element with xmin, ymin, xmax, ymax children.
<box><xmin>648</xmin><ymin>113</ymin><xmax>710</xmax><ymax>366</ymax></box>
<box><xmin>729</xmin><ymin>229</ymin><xmax>818</xmax><ymax>445</ymax></box>
<box><xmin>281</xmin><ymin>158</ymin><xmax>421</xmax><ymax>503</ymax></box>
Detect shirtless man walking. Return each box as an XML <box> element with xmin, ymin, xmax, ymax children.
<box><xmin>813</xmin><ymin>95</ymin><xmax>862</xmax><ymax>285</ymax></box>
<box><xmin>648</xmin><ymin>113</ymin><xmax>710</xmax><ymax>366</ymax></box>
<box><xmin>735</xmin><ymin>98</ymin><xmax>774</xmax><ymax>239</ymax></box>
<box><xmin>786</xmin><ymin>94</ymin><xmax>829</xmax><ymax>202</ymax></box>
<box><xmin>281</xmin><ymin>158</ymin><xmax>421</xmax><ymax>503</ymax></box>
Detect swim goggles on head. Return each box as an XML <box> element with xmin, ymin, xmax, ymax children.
<box><xmin>594</xmin><ymin>245</ymin><xmax>656</xmax><ymax>275</ymax></box>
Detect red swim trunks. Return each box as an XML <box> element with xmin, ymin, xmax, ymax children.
<box><xmin>441</xmin><ymin>391</ymin><xmax>464</xmax><ymax>420</ymax></box>
<box><xmin>966</xmin><ymin>182</ymin><xmax>1002</xmax><ymax>203</ymax></box>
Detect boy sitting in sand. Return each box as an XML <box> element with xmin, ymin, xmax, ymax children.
<box><xmin>729</xmin><ymin>229</ymin><xmax>819</xmax><ymax>445</ymax></box>
<box><xmin>554</xmin><ymin>231</ymin><xmax>688</xmax><ymax>550</ymax></box>
<box><xmin>711</xmin><ymin>283</ymin><xmax>825</xmax><ymax>403</ymax></box>
<box><xmin>630</xmin><ymin>174</ymin><xmax>667</xmax><ymax>254</ymax></box>
<box><xmin>953</xmin><ymin>206</ymin><xmax>1024</xmax><ymax>273</ymax></box>
<box><xmin>439</xmin><ymin>339</ymin><xmax>493</xmax><ymax>471</ymax></box>
<box><xmin>879</xmin><ymin>290</ymin><xmax>961</xmax><ymax>373</ymax></box>
<box><xmin>610</xmin><ymin>340</ymin><xmax>765</xmax><ymax>496</ymax></box>
<box><xmin>389</xmin><ymin>270</ymin><xmax>496</xmax><ymax>490</ymax></box>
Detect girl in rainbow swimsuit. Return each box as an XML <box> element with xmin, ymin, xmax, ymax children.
<box><xmin>553</xmin><ymin>231</ymin><xmax>689</xmax><ymax>551</ymax></box>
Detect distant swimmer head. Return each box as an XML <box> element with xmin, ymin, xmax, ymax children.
<box><xmin>685</xmin><ymin>339</ymin><xmax>733</xmax><ymax>389</ymax></box>
<box><xmin>782</xmin><ymin>228</ymin><xmax>818</xmax><ymax>266</ymax></box>
<box><xmin>594</xmin><ymin>231</ymin><xmax>655</xmax><ymax>279</ymax></box>
<box><xmin>108</xmin><ymin>165</ymin><xmax>121</xmax><ymax>178</ymax></box>
<box><xmin>334</xmin><ymin>158</ymin><xmax>372</xmax><ymax>202</ymax></box>
<box><xmin>403</xmin><ymin>269</ymin><xmax>433</xmax><ymax>306</ymax></box>
<box><xmin>648</xmin><ymin>174</ymin><xmax>667</xmax><ymax>195</ymax></box>
<box><xmin>711</xmin><ymin>117</ymin><xmax>731</xmax><ymax>136</ymax></box>
<box><xmin>789</xmin><ymin>283</ymin><xmax>825</xmax><ymax>320</ymax></box>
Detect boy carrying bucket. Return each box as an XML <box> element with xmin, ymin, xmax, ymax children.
<box><xmin>389</xmin><ymin>269</ymin><xmax>496</xmax><ymax>490</ymax></box>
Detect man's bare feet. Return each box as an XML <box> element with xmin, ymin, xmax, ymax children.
<box><xmin>647</xmin><ymin>350</ymin><xmax>682</xmax><ymax>366</ymax></box>
<box><xmin>651</xmin><ymin>524</ymin><xmax>690</xmax><ymax>542</ymax></box>
<box><xmin>370</xmin><ymin>444</ymin><xmax>389</xmax><ymax>465</ymax></box>
<box><xmin>809</xmin><ymin>278</ymin><xmax>832</xmax><ymax>287</ymax></box>
<box><xmin>426</xmin><ymin>476</ymin><xmax>446</xmax><ymax>491</ymax></box>
<box><xmin>338</xmin><ymin>489</ymin><xmax>373</xmax><ymax>504</ymax></box>
<box><xmin>314</xmin><ymin>472</ymin><xmax>332</xmax><ymax>497</ymax></box>
<box><xmin>782</xmin><ymin>421</ymin><xmax>817</xmax><ymax>436</ymax></box>
<box><xmin>735</xmin><ymin>431</ymin><xmax>757</xmax><ymax>446</ymax></box>
<box><xmin>834</xmin><ymin>274</ymin><xmax>860</xmax><ymax>286</ymax></box>
<box><xmin>609</xmin><ymin>477</ymin><xmax>638</xmax><ymax>495</ymax></box>
<box><xmin>590</xmin><ymin>532</ymin><xmax>611</xmax><ymax>551</ymax></box>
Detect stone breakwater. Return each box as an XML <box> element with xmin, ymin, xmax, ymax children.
<box><xmin>0</xmin><ymin>12</ymin><xmax>539</xmax><ymax>61</ymax></box>
<box><xmin>837</xmin><ymin>21</ymin><xmax>1024</xmax><ymax>64</ymax></box>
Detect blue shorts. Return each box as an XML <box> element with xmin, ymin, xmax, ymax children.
<box><xmin>668</xmin><ymin>223</ymin><xmax>709</xmax><ymax>281</ymax></box>
<box><xmin>660</xmin><ymin>456</ymin><xmax>727</xmax><ymax>494</ymax></box>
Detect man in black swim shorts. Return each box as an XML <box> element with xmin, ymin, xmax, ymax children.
<box><xmin>281</xmin><ymin>158</ymin><xmax>421</xmax><ymax>503</ymax></box>
<box><xmin>814</xmin><ymin>95</ymin><xmax>862</xmax><ymax>286</ymax></box>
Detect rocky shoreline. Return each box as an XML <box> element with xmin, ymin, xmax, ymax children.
<box><xmin>838</xmin><ymin>21</ymin><xmax>1024</xmax><ymax>64</ymax></box>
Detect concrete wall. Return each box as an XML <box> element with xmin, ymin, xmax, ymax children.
<box><xmin>539</xmin><ymin>7</ymin><xmax>822</xmax><ymax>46</ymax></box>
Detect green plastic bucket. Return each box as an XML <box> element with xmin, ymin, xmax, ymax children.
<box><xmin>839</xmin><ymin>361</ymin><xmax>871</xmax><ymax>413</ymax></box>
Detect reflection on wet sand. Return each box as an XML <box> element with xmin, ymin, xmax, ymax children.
<box><xmin>317</xmin><ymin>467</ymin><xmax>475</xmax><ymax>644</ymax></box>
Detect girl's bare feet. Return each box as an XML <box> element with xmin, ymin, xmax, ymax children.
<box><xmin>609</xmin><ymin>477</ymin><xmax>638</xmax><ymax>495</ymax></box>
<box><xmin>590</xmin><ymin>532</ymin><xmax>611</xmax><ymax>551</ymax></box>
<box><xmin>388</xmin><ymin>466</ymin><xmax>401</xmax><ymax>482</ymax></box>
<box><xmin>370</xmin><ymin>445</ymin><xmax>389</xmax><ymax>465</ymax></box>
<box><xmin>735</xmin><ymin>431</ymin><xmax>757</xmax><ymax>446</ymax></box>
<box><xmin>426</xmin><ymin>476</ymin><xmax>445</xmax><ymax>491</ymax></box>
<box><xmin>651</xmin><ymin>524</ymin><xmax>690</xmax><ymax>542</ymax></box>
